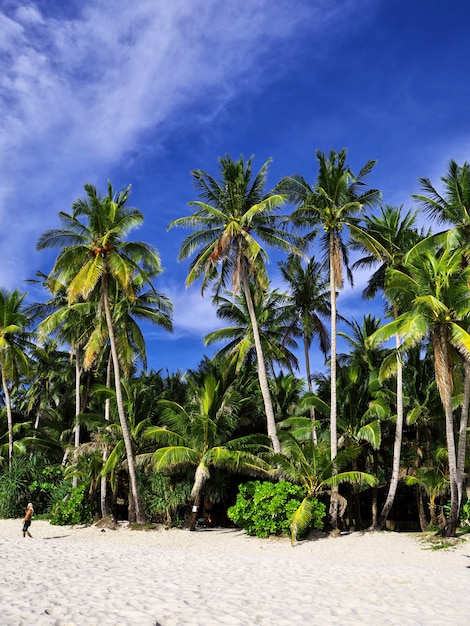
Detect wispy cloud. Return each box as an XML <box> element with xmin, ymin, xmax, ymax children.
<box><xmin>0</xmin><ymin>0</ymin><xmax>360</xmax><ymax>289</ymax></box>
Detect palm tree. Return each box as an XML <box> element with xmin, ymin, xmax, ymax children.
<box><xmin>205</xmin><ymin>283</ymin><xmax>299</xmax><ymax>375</ymax></box>
<box><xmin>37</xmin><ymin>182</ymin><xmax>172</xmax><ymax>523</ymax></box>
<box><xmin>0</xmin><ymin>289</ymin><xmax>34</xmax><ymax>469</ymax></box>
<box><xmin>144</xmin><ymin>370</ymin><xmax>273</xmax><ymax>530</ymax></box>
<box><xmin>280</xmin><ymin>148</ymin><xmax>381</xmax><ymax>526</ymax></box>
<box><xmin>413</xmin><ymin>160</ymin><xmax>470</xmax><ymax>508</ymax></box>
<box><xmin>274</xmin><ymin>433</ymin><xmax>377</xmax><ymax>543</ymax></box>
<box><xmin>369</xmin><ymin>238</ymin><xmax>470</xmax><ymax>536</ymax></box>
<box><xmin>278</xmin><ymin>254</ymin><xmax>330</xmax><ymax>443</ymax></box>
<box><xmin>168</xmin><ymin>154</ymin><xmax>301</xmax><ymax>452</ymax></box>
<box><xmin>350</xmin><ymin>205</ymin><xmax>422</xmax><ymax>529</ymax></box>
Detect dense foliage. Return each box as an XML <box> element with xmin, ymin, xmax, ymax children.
<box><xmin>1</xmin><ymin>156</ymin><xmax>470</xmax><ymax>539</ymax></box>
<box><xmin>227</xmin><ymin>480</ymin><xmax>326</xmax><ymax>539</ymax></box>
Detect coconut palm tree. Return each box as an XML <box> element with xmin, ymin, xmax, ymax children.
<box><xmin>279</xmin><ymin>148</ymin><xmax>381</xmax><ymax>526</ymax></box>
<box><xmin>0</xmin><ymin>289</ymin><xmax>34</xmax><ymax>469</ymax></box>
<box><xmin>278</xmin><ymin>254</ymin><xmax>331</xmax><ymax>443</ymax></box>
<box><xmin>369</xmin><ymin>237</ymin><xmax>470</xmax><ymax>536</ymax></box>
<box><xmin>205</xmin><ymin>283</ymin><xmax>299</xmax><ymax>376</ymax></box>
<box><xmin>168</xmin><ymin>154</ymin><xmax>302</xmax><ymax>452</ymax></box>
<box><xmin>144</xmin><ymin>370</ymin><xmax>273</xmax><ymax>529</ymax></box>
<box><xmin>36</xmin><ymin>182</ymin><xmax>172</xmax><ymax>523</ymax></box>
<box><xmin>350</xmin><ymin>205</ymin><xmax>423</xmax><ymax>529</ymax></box>
<box><xmin>273</xmin><ymin>433</ymin><xmax>377</xmax><ymax>543</ymax></box>
<box><xmin>413</xmin><ymin>160</ymin><xmax>470</xmax><ymax>508</ymax></box>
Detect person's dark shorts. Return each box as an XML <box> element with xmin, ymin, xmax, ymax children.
<box><xmin>22</xmin><ymin>520</ymin><xmax>31</xmax><ymax>532</ymax></box>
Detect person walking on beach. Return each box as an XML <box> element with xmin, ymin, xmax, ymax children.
<box><xmin>22</xmin><ymin>503</ymin><xmax>34</xmax><ymax>538</ymax></box>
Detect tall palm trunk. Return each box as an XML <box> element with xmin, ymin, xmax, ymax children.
<box><xmin>329</xmin><ymin>237</ymin><xmax>339</xmax><ymax>528</ymax></box>
<box><xmin>457</xmin><ymin>360</ymin><xmax>470</xmax><ymax>508</ymax></box>
<box><xmin>2</xmin><ymin>368</ymin><xmax>13</xmax><ymax>470</ymax></box>
<box><xmin>100</xmin><ymin>353</ymin><xmax>113</xmax><ymax>518</ymax></box>
<box><xmin>375</xmin><ymin>325</ymin><xmax>404</xmax><ymax>530</ymax></box>
<box><xmin>242</xmin><ymin>274</ymin><xmax>281</xmax><ymax>453</ymax></box>
<box><xmin>72</xmin><ymin>347</ymin><xmax>81</xmax><ymax>489</ymax></box>
<box><xmin>432</xmin><ymin>328</ymin><xmax>459</xmax><ymax>536</ymax></box>
<box><xmin>303</xmin><ymin>334</ymin><xmax>318</xmax><ymax>445</ymax></box>
<box><xmin>102</xmin><ymin>280</ymin><xmax>146</xmax><ymax>524</ymax></box>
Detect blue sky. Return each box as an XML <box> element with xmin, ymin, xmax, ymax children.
<box><xmin>1</xmin><ymin>0</ymin><xmax>469</xmax><ymax>378</ymax></box>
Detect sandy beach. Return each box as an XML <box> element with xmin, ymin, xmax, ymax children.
<box><xmin>1</xmin><ymin>519</ymin><xmax>469</xmax><ymax>625</ymax></box>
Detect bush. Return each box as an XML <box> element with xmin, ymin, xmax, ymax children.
<box><xmin>227</xmin><ymin>480</ymin><xmax>325</xmax><ymax>539</ymax></box>
<box><xmin>49</xmin><ymin>484</ymin><xmax>93</xmax><ymax>525</ymax></box>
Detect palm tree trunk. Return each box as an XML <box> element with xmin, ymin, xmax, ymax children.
<box><xmin>457</xmin><ymin>359</ymin><xmax>470</xmax><ymax>508</ymax></box>
<box><xmin>432</xmin><ymin>328</ymin><xmax>459</xmax><ymax>536</ymax></box>
<box><xmin>375</xmin><ymin>329</ymin><xmax>404</xmax><ymax>530</ymax></box>
<box><xmin>329</xmin><ymin>239</ymin><xmax>339</xmax><ymax>529</ymax></box>
<box><xmin>102</xmin><ymin>282</ymin><xmax>146</xmax><ymax>524</ymax></box>
<box><xmin>100</xmin><ymin>444</ymin><xmax>111</xmax><ymax>518</ymax></box>
<box><xmin>2</xmin><ymin>368</ymin><xmax>13</xmax><ymax>470</ymax></box>
<box><xmin>242</xmin><ymin>274</ymin><xmax>281</xmax><ymax>453</ymax></box>
<box><xmin>304</xmin><ymin>334</ymin><xmax>318</xmax><ymax>445</ymax></box>
<box><xmin>72</xmin><ymin>347</ymin><xmax>81</xmax><ymax>489</ymax></box>
<box><xmin>416</xmin><ymin>486</ymin><xmax>429</xmax><ymax>532</ymax></box>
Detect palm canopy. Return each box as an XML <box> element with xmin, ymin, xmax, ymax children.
<box><xmin>204</xmin><ymin>283</ymin><xmax>299</xmax><ymax>373</ymax></box>
<box><xmin>168</xmin><ymin>154</ymin><xmax>302</xmax><ymax>295</ymax></box>
<box><xmin>144</xmin><ymin>371</ymin><xmax>272</xmax><ymax>528</ymax></box>
<box><xmin>350</xmin><ymin>205</ymin><xmax>423</xmax><ymax>301</ymax></box>
<box><xmin>273</xmin><ymin>433</ymin><xmax>377</xmax><ymax>543</ymax></box>
<box><xmin>278</xmin><ymin>254</ymin><xmax>331</xmax><ymax>356</ymax></box>
<box><xmin>413</xmin><ymin>159</ymin><xmax>470</xmax><ymax>228</ymax></box>
<box><xmin>372</xmin><ymin>243</ymin><xmax>470</xmax><ymax>358</ymax></box>
<box><xmin>0</xmin><ymin>289</ymin><xmax>33</xmax><ymax>384</ymax></box>
<box><xmin>37</xmin><ymin>182</ymin><xmax>163</xmax><ymax>304</ymax></box>
<box><xmin>280</xmin><ymin>148</ymin><xmax>381</xmax><ymax>287</ymax></box>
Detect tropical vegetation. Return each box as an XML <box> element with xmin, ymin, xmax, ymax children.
<box><xmin>1</xmin><ymin>156</ymin><xmax>470</xmax><ymax>540</ymax></box>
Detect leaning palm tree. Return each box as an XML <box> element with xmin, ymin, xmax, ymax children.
<box><xmin>369</xmin><ymin>236</ymin><xmax>470</xmax><ymax>536</ymax></box>
<box><xmin>0</xmin><ymin>289</ymin><xmax>34</xmax><ymax>469</ymax></box>
<box><xmin>279</xmin><ymin>148</ymin><xmax>381</xmax><ymax>526</ymax></box>
<box><xmin>168</xmin><ymin>154</ymin><xmax>302</xmax><ymax>452</ymax></box>
<box><xmin>144</xmin><ymin>371</ymin><xmax>273</xmax><ymax>530</ymax></box>
<box><xmin>37</xmin><ymin>182</ymin><xmax>172</xmax><ymax>523</ymax></box>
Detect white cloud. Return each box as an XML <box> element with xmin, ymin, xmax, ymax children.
<box><xmin>0</xmin><ymin>0</ymin><xmax>364</xmax><ymax>289</ymax></box>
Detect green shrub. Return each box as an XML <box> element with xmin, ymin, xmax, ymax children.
<box><xmin>49</xmin><ymin>484</ymin><xmax>93</xmax><ymax>525</ymax></box>
<box><xmin>227</xmin><ymin>480</ymin><xmax>325</xmax><ymax>539</ymax></box>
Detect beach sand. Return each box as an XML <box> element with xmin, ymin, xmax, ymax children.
<box><xmin>1</xmin><ymin>519</ymin><xmax>469</xmax><ymax>625</ymax></box>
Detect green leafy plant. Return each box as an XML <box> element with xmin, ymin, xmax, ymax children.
<box><xmin>49</xmin><ymin>484</ymin><xmax>93</xmax><ymax>525</ymax></box>
<box><xmin>138</xmin><ymin>469</ymin><xmax>190</xmax><ymax>526</ymax></box>
<box><xmin>227</xmin><ymin>480</ymin><xmax>325</xmax><ymax>539</ymax></box>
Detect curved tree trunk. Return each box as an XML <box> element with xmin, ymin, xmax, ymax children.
<box><xmin>102</xmin><ymin>283</ymin><xmax>146</xmax><ymax>524</ymax></box>
<box><xmin>374</xmin><ymin>329</ymin><xmax>404</xmax><ymax>530</ymax></box>
<box><xmin>242</xmin><ymin>274</ymin><xmax>280</xmax><ymax>453</ymax></box>
<box><xmin>2</xmin><ymin>368</ymin><xmax>13</xmax><ymax>470</ymax></box>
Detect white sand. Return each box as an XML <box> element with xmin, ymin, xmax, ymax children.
<box><xmin>1</xmin><ymin>519</ymin><xmax>469</xmax><ymax>625</ymax></box>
